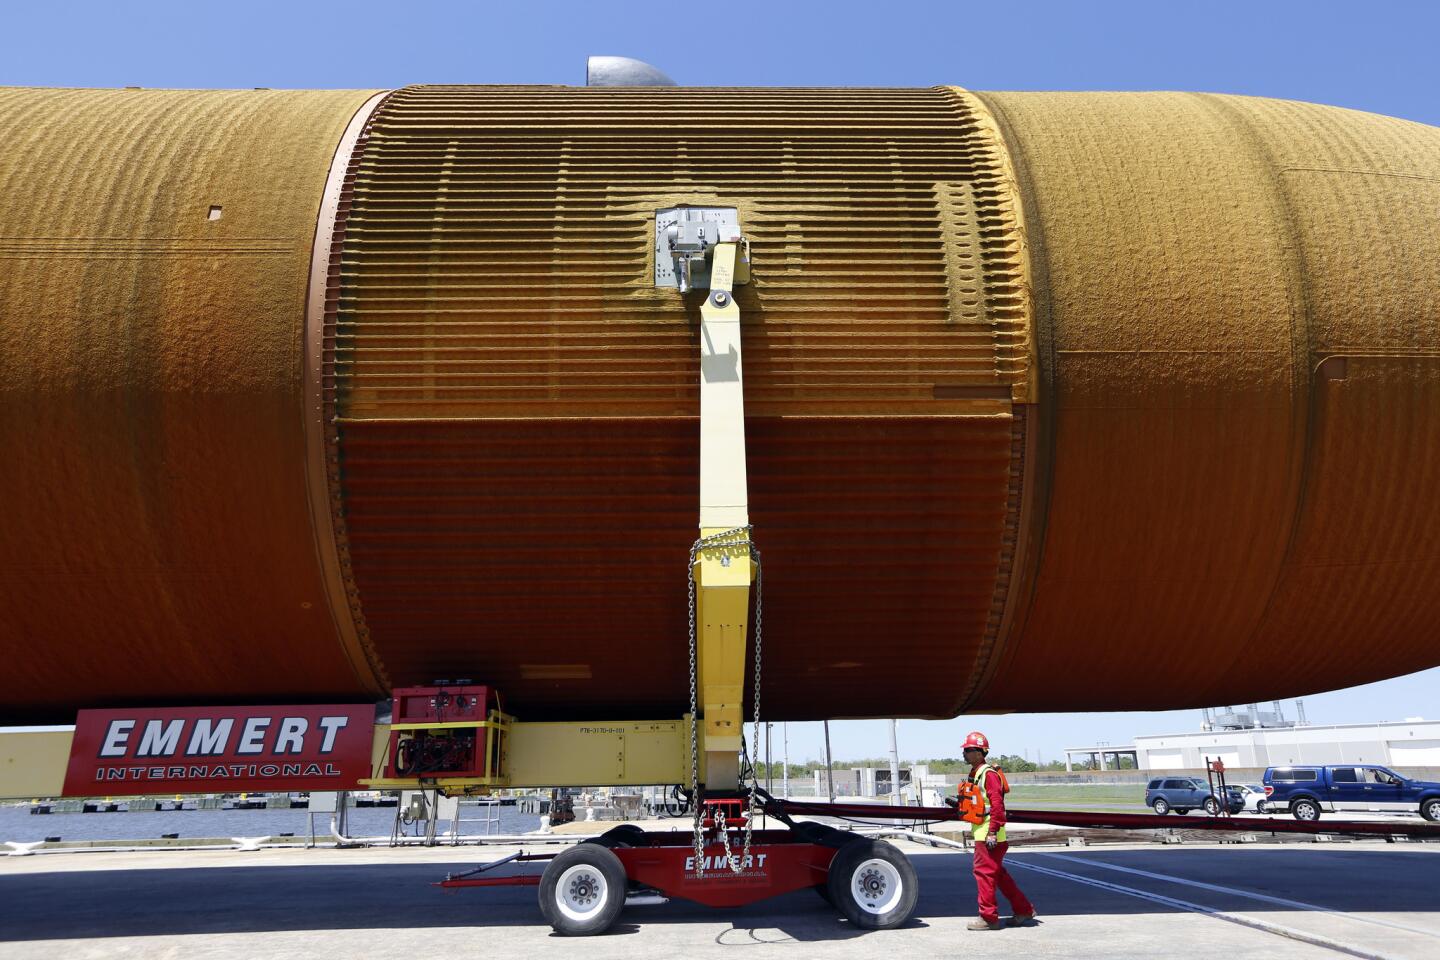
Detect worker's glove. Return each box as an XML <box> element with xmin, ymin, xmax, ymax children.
<box><xmin>942</xmin><ymin>797</ymin><xmax>958</xmax><ymax>809</ymax></box>
<box><xmin>985</xmin><ymin>836</ymin><xmax>997</xmax><ymax>850</ymax></box>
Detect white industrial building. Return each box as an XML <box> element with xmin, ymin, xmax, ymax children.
<box><xmin>1133</xmin><ymin>719</ymin><xmax>1440</xmax><ymax>771</ymax></box>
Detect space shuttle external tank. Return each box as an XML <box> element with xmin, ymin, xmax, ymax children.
<box><xmin>2</xmin><ymin>81</ymin><xmax>1438</xmax><ymax>723</ymax></box>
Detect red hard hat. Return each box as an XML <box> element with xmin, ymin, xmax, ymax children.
<box><xmin>963</xmin><ymin>731</ymin><xmax>989</xmax><ymax>752</ymax></box>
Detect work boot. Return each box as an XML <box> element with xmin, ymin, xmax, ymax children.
<box><xmin>1008</xmin><ymin>912</ymin><xmax>1037</xmax><ymax>927</ymax></box>
<box><xmin>967</xmin><ymin>918</ymin><xmax>1004</xmax><ymax>931</ymax></box>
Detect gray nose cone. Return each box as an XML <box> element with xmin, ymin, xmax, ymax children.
<box><xmin>586</xmin><ymin>56</ymin><xmax>677</xmax><ymax>87</ymax></box>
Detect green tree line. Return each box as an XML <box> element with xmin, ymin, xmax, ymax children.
<box><xmin>750</xmin><ymin>754</ymin><xmax>1074</xmax><ymax>779</ymax></box>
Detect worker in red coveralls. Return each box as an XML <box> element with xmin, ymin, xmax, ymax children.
<box><xmin>958</xmin><ymin>731</ymin><xmax>1036</xmax><ymax>930</ymax></box>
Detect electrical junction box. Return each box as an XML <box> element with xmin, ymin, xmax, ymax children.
<box><xmin>384</xmin><ymin>684</ymin><xmax>497</xmax><ymax>780</ymax></box>
<box><xmin>391</xmin><ymin>684</ymin><xmax>491</xmax><ymax>724</ymax></box>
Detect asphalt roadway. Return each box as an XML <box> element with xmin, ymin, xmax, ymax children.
<box><xmin>2</xmin><ymin>840</ymin><xmax>1438</xmax><ymax>959</ymax></box>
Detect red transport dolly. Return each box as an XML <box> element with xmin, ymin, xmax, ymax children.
<box><xmin>439</xmin><ymin>796</ymin><xmax>919</xmax><ymax>935</ymax></box>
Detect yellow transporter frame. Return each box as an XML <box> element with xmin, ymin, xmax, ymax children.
<box><xmin>0</xmin><ymin>719</ymin><xmax>692</xmax><ymax>798</ymax></box>
<box><xmin>359</xmin><ymin>714</ymin><xmax>693</xmax><ymax>792</ymax></box>
<box><xmin>0</xmin><ymin>237</ymin><xmax>756</xmax><ymax>801</ymax></box>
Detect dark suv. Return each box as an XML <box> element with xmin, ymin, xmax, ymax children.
<box><xmin>1145</xmin><ymin>776</ymin><xmax>1242</xmax><ymax>815</ymax></box>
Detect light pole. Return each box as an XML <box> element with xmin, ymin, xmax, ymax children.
<box><xmin>823</xmin><ymin>720</ymin><xmax>834</xmax><ymax>803</ymax></box>
<box><xmin>887</xmin><ymin>719</ymin><xmax>902</xmax><ymax>805</ymax></box>
<box><xmin>782</xmin><ymin>722</ymin><xmax>790</xmax><ymax>798</ymax></box>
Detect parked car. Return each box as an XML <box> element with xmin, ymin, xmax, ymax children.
<box><xmin>1144</xmin><ymin>776</ymin><xmax>1243</xmax><ymax>815</ymax></box>
<box><xmin>1231</xmin><ymin>783</ymin><xmax>1268</xmax><ymax>813</ymax></box>
<box><xmin>1262</xmin><ymin>765</ymin><xmax>1440</xmax><ymax>821</ymax></box>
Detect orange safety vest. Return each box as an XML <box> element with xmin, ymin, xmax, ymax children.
<box><xmin>957</xmin><ymin>763</ymin><xmax>1009</xmax><ymax>841</ymax></box>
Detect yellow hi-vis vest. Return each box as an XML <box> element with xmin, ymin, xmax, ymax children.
<box><xmin>968</xmin><ymin>763</ymin><xmax>1007</xmax><ymax>843</ymax></box>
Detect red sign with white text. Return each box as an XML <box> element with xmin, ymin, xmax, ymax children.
<box><xmin>64</xmin><ymin>704</ymin><xmax>376</xmax><ymax>796</ymax></box>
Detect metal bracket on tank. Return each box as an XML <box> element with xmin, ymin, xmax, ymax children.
<box><xmin>655</xmin><ymin>206</ymin><xmax>751</xmax><ymax>293</ymax></box>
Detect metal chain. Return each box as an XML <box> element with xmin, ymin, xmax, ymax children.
<box><xmin>685</xmin><ymin>525</ymin><xmax>763</xmax><ymax>878</ymax></box>
<box><xmin>687</xmin><ymin>536</ymin><xmax>704</xmax><ymax>877</ymax></box>
<box><xmin>737</xmin><ymin>550</ymin><xmax>762</xmax><ymax>872</ymax></box>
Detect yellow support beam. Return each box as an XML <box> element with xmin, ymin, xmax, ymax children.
<box><xmin>694</xmin><ymin>239</ymin><xmax>756</xmax><ymax>791</ymax></box>
<box><xmin>694</xmin><ymin>530</ymin><xmax>752</xmax><ymax>790</ymax></box>
<box><xmin>697</xmin><ymin>242</ymin><xmax>749</xmax><ymax>530</ymax></box>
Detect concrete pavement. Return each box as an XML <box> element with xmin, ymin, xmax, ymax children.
<box><xmin>2</xmin><ymin>840</ymin><xmax>1437</xmax><ymax>959</ymax></box>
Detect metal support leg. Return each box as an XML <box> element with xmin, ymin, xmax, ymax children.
<box><xmin>693</xmin><ymin>240</ymin><xmax>755</xmax><ymax>792</ymax></box>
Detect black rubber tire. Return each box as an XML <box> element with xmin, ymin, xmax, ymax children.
<box><xmin>813</xmin><ymin>882</ymin><xmax>835</xmax><ymax>906</ymax></box>
<box><xmin>1203</xmin><ymin>796</ymin><xmax>1221</xmax><ymax>816</ymax></box>
<box><xmin>1151</xmin><ymin>799</ymin><xmax>1170</xmax><ymax>815</ymax></box>
<box><xmin>1175</xmin><ymin>809</ymin><xmax>1191</xmax><ymax>816</ymax></box>
<box><xmin>594</xmin><ymin>824</ymin><xmax>645</xmax><ymax>848</ymax></box>
<box><xmin>825</xmin><ymin>838</ymin><xmax>919</xmax><ymax>930</ymax></box>
<box><xmin>1255</xmin><ymin>801</ymin><xmax>1266</xmax><ymax>815</ymax></box>
<box><xmin>538</xmin><ymin>842</ymin><xmax>628</xmax><ymax>936</ymax></box>
<box><xmin>1420</xmin><ymin>798</ymin><xmax>1440</xmax><ymax>822</ymax></box>
<box><xmin>1291</xmin><ymin>798</ymin><xmax>1322</xmax><ymax>822</ymax></box>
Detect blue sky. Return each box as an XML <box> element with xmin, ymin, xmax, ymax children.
<box><xmin>791</xmin><ymin>667</ymin><xmax>1439</xmax><ymax>768</ymax></box>
<box><xmin>2</xmin><ymin>1</ymin><xmax>1439</xmax><ymax>127</ymax></box>
<box><xmin>4</xmin><ymin>1</ymin><xmax>1437</xmax><ymax>759</ymax></box>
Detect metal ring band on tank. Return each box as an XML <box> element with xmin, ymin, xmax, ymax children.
<box><xmin>304</xmin><ymin>89</ymin><xmax>395</xmax><ymax>696</ymax></box>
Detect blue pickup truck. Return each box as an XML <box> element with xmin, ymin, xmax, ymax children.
<box><xmin>1262</xmin><ymin>765</ymin><xmax>1440</xmax><ymax>821</ymax></box>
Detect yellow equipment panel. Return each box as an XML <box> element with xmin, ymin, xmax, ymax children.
<box><xmin>505</xmin><ymin>720</ymin><xmax>688</xmax><ymax>788</ymax></box>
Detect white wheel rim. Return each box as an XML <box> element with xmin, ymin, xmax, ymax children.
<box><xmin>555</xmin><ymin>863</ymin><xmax>609</xmax><ymax>923</ymax></box>
<box><xmin>849</xmin><ymin>858</ymin><xmax>904</xmax><ymax>915</ymax></box>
